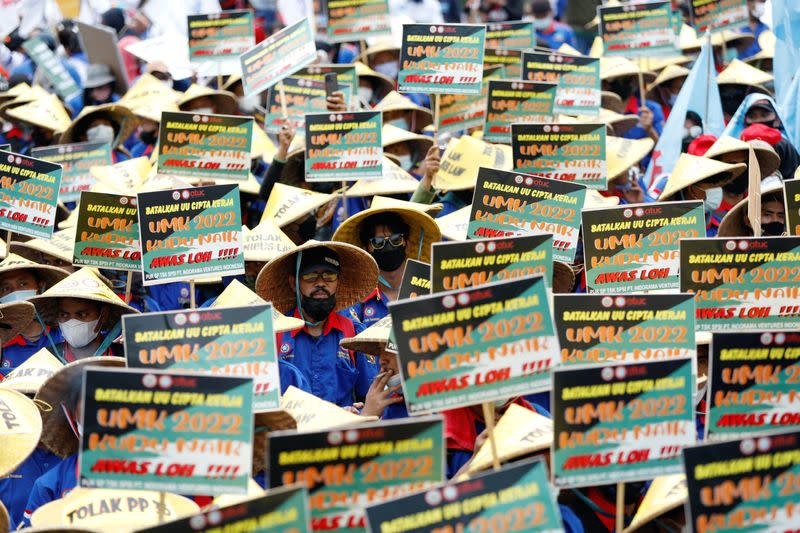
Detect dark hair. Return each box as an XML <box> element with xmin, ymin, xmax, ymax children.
<box><xmin>57</xmin><ymin>20</ymin><xmax>83</xmax><ymax>55</ymax></box>
<box><xmin>359</xmin><ymin>212</ymin><xmax>409</xmax><ymax>247</ymax></box>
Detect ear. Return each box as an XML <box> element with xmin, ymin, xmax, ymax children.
<box><xmin>97</xmin><ymin>306</ymin><xmax>110</xmax><ymax>332</ymax></box>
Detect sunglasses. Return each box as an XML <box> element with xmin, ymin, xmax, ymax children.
<box><xmin>300</xmin><ymin>271</ymin><xmax>338</xmax><ymax>283</ymax></box>
<box><xmin>369</xmin><ymin>233</ymin><xmax>405</xmax><ymax>250</ymax></box>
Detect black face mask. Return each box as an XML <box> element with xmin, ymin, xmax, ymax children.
<box><xmin>371</xmin><ymin>244</ymin><xmax>406</xmax><ymax>272</ymax></box>
<box><xmin>609</xmin><ymin>79</ymin><xmax>634</xmax><ymax>100</ymax></box>
<box><xmin>140</xmin><ymin>129</ymin><xmax>157</xmax><ymax>144</ymax></box>
<box><xmin>311</xmin><ymin>181</ymin><xmax>337</xmax><ymax>193</ymax></box>
<box><xmin>762</xmin><ymin>221</ymin><xmax>785</xmax><ymax>236</ymax></box>
<box><xmin>723</xmin><ymin>173</ymin><xmax>748</xmax><ymax>195</ymax></box>
<box><xmin>301</xmin><ymin>293</ymin><xmax>336</xmax><ymax>321</ymax></box>
<box><xmin>298</xmin><ymin>214</ymin><xmax>317</xmax><ymax>241</ymax></box>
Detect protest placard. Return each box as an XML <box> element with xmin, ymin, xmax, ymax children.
<box><xmin>706</xmin><ymin>331</ymin><xmax>800</xmax><ymax>440</ymax></box>
<box><xmin>432</xmin><ymin>135</ymin><xmax>513</xmax><ymax>192</ymax></box>
<box><xmin>432</xmin><ymin>234</ymin><xmax>553</xmax><ymax>292</ymax></box>
<box><xmin>398</xmin><ymin>24</ymin><xmax>486</xmax><ymax>95</ymax></box>
<box><xmin>598</xmin><ymin>0</ymin><xmax>678</xmax><ymax>57</ymax></box>
<box><xmin>554</xmin><ymin>293</ymin><xmax>696</xmax><ymax>365</ymax></box>
<box><xmin>22</xmin><ymin>37</ymin><xmax>81</xmax><ymax>101</ymax></box>
<box><xmin>325</xmin><ymin>0</ymin><xmax>390</xmax><ymax>42</ymax></box>
<box><xmin>389</xmin><ymin>275</ymin><xmax>558</xmax><ymax>414</ymax></box>
<box><xmin>158</xmin><ymin>111</ymin><xmax>253</xmax><ymax>182</ymax></box>
<box><xmin>436</xmin><ymin>66</ymin><xmax>502</xmax><ymax>135</ymax></box>
<box><xmin>521</xmin><ymin>52</ymin><xmax>601</xmax><ymax>116</ymax></box>
<box><xmin>365</xmin><ymin>458</ymin><xmax>562</xmax><ymax>533</ymax></box>
<box><xmin>552</xmin><ymin>358</ymin><xmax>695</xmax><ymax>488</ymax></box>
<box><xmin>399</xmin><ymin>259</ymin><xmax>431</xmax><ymax>300</ymax></box>
<box><xmin>0</xmin><ymin>149</ymin><xmax>63</xmax><ymax>239</ymax></box>
<box><xmin>268</xmin><ymin>417</ymin><xmax>444</xmax><ymax>532</ymax></box>
<box><xmin>784</xmin><ymin>178</ymin><xmax>800</xmax><ymax>236</ymax></box>
<box><xmin>77</xmin><ymin>21</ymin><xmax>130</xmax><ymax>91</ymax></box>
<box><xmin>188</xmin><ymin>10</ymin><xmax>255</xmax><ymax>63</ymax></box>
<box><xmin>485</xmin><ymin>21</ymin><xmax>535</xmax><ymax>50</ymax></box>
<box><xmin>512</xmin><ymin>123</ymin><xmax>606</xmax><ymax>189</ymax></box>
<box><xmin>483</xmin><ymin>80</ymin><xmax>557</xmax><ymax>144</ymax></box>
<box><xmin>79</xmin><ymin>368</ymin><xmax>253</xmax><ymax>495</ymax></box>
<box><xmin>483</xmin><ymin>48</ymin><xmax>522</xmax><ymax>79</ymax></box>
<box><xmin>137</xmin><ymin>184</ymin><xmax>244</xmax><ymax>286</ymax></box>
<box><xmin>683</xmin><ymin>429</ymin><xmax>800</xmax><ymax>531</ymax></box>
<box><xmin>305</xmin><ymin>111</ymin><xmax>382</xmax><ymax>181</ymax></box>
<box><xmin>265</xmin><ymin>77</ymin><xmax>351</xmax><ymax>134</ymax></box>
<box><xmin>32</xmin><ymin>142</ymin><xmax>112</xmax><ymax>203</ymax></box>
<box><xmin>688</xmin><ymin>0</ymin><xmax>748</xmax><ymax>33</ymax></box>
<box><xmin>73</xmin><ymin>191</ymin><xmax>140</xmax><ymax>271</ymax></box>
<box><xmin>468</xmin><ymin>167</ymin><xmax>587</xmax><ymax>263</ymax></box>
<box><xmin>240</xmin><ymin>18</ymin><xmax>317</xmax><ymax>96</ymax></box>
<box><xmin>123</xmin><ymin>304</ymin><xmax>280</xmax><ymax>411</ymax></box>
<box><xmin>296</xmin><ymin>64</ymin><xmax>359</xmax><ymax>101</ymax></box>
<box><xmin>680</xmin><ymin>236</ymin><xmax>800</xmax><ymax>331</ymax></box>
<box><xmin>582</xmin><ymin>200</ymin><xmax>705</xmax><ymax>292</ymax></box>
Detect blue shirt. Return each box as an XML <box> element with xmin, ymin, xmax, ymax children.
<box><xmin>144</xmin><ymin>282</ymin><xmax>196</xmax><ymax>312</ymax></box>
<box><xmin>623</xmin><ymin>98</ymin><xmax>665</xmax><ymax>140</ymax></box>
<box><xmin>739</xmin><ymin>21</ymin><xmax>769</xmax><ymax>59</ymax></box>
<box><xmin>278</xmin><ymin>359</ymin><xmax>312</xmax><ymax>394</ymax></box>
<box><xmin>536</xmin><ymin>21</ymin><xmax>577</xmax><ymax>50</ymax></box>
<box><xmin>1</xmin><ymin>329</ymin><xmax>64</xmax><ymax>376</ymax></box>
<box><xmin>22</xmin><ymin>453</ymin><xmax>78</xmax><ymax>527</ymax></box>
<box><xmin>346</xmin><ymin>288</ymin><xmax>390</xmax><ymax>328</ymax></box>
<box><xmin>0</xmin><ymin>447</ymin><xmax>61</xmax><ymax>529</ymax></box>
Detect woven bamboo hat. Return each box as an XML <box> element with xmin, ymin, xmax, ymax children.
<box><xmin>705</xmin><ymin>136</ymin><xmax>780</xmax><ymax>178</ymax></box>
<box><xmin>717</xmin><ymin>59</ymin><xmax>773</xmax><ymax>94</ymax></box>
<box><xmin>3</xmin><ymin>92</ymin><xmax>72</xmax><ymax>133</ymax></box>
<box><xmin>59</xmin><ymin>103</ymin><xmax>137</xmax><ymax>149</ymax></box>
<box><xmin>623</xmin><ymin>475</ymin><xmax>686</xmax><ymax>533</ymax></box>
<box><xmin>600</xmin><ymin>56</ymin><xmax>656</xmax><ymax>84</ymax></box>
<box><xmin>717</xmin><ymin>182</ymin><xmax>785</xmax><ymax>237</ymax></box>
<box><xmin>345</xmin><ymin>158</ymin><xmax>422</xmax><ymax>197</ymax></box>
<box><xmin>0</xmin><ymin>388</ymin><xmax>42</xmax><ymax>476</ymax></box>
<box><xmin>0</xmin><ymin>253</ymin><xmax>70</xmax><ymax>291</ymax></box>
<box><xmin>646</xmin><ymin>64</ymin><xmax>690</xmax><ymax>98</ymax></box>
<box><xmin>354</xmin><ymin>62</ymin><xmax>394</xmax><ymax>100</ymax></box>
<box><xmin>211</xmin><ymin>279</ymin><xmax>304</xmax><ymax>333</ymax></box>
<box><xmin>375</xmin><ymin>91</ymin><xmax>433</xmax><ymax>130</ymax></box>
<box><xmin>0</xmin><ymin>301</ymin><xmax>36</xmax><ymax>344</ymax></box>
<box><xmin>601</xmin><ymin>90</ymin><xmax>624</xmax><ymax>114</ymax></box>
<box><xmin>658</xmin><ymin>154</ymin><xmax>747</xmax><ymax>201</ymax></box>
<box><xmin>607</xmin><ymin>136</ymin><xmax>655</xmax><ymax>181</ymax></box>
<box><xmin>340</xmin><ymin>315</ymin><xmax>393</xmax><ymax>356</ymax></box>
<box><xmin>0</xmin><ymin>348</ymin><xmax>64</xmax><ymax>395</ymax></box>
<box><xmin>10</xmin><ymin>227</ymin><xmax>76</xmax><ymax>266</ymax></box>
<box><xmin>382</xmin><ymin>123</ymin><xmax>433</xmax><ymax>157</ymax></box>
<box><xmin>177</xmin><ymin>84</ymin><xmax>237</xmax><ymax>115</ymax></box>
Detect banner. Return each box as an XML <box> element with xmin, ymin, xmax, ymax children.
<box><xmin>73</xmin><ymin>191</ymin><xmax>141</xmax><ymax>271</ymax></box>
<box><xmin>79</xmin><ymin>368</ymin><xmax>253</xmax><ymax>495</ymax></box>
<box><xmin>240</xmin><ymin>18</ymin><xmax>317</xmax><ymax>96</ymax></box>
<box><xmin>522</xmin><ymin>52</ymin><xmax>601</xmax><ymax>116</ymax></box>
<box><xmin>188</xmin><ymin>10</ymin><xmax>255</xmax><ymax>64</ymax></box>
<box><xmin>688</xmin><ymin>0</ymin><xmax>748</xmax><ymax>33</ymax></box>
<box><xmin>552</xmin><ymin>358</ymin><xmax>695</xmax><ymax>488</ymax></box>
<box><xmin>389</xmin><ymin>275</ymin><xmax>558</xmax><ymax>414</ymax></box>
<box><xmin>485</xmin><ymin>21</ymin><xmax>535</xmax><ymax>50</ymax></box>
<box><xmin>21</xmin><ymin>37</ymin><xmax>81</xmax><ymax>101</ymax></box>
<box><xmin>680</xmin><ymin>237</ymin><xmax>800</xmax><ymax>331</ymax></box>
<box><xmin>706</xmin><ymin>331</ymin><xmax>800</xmax><ymax>440</ymax></box>
<box><xmin>32</xmin><ymin>142</ymin><xmax>112</xmax><ymax>203</ymax></box>
<box><xmin>365</xmin><ymin>458</ymin><xmax>562</xmax><ymax>533</ymax></box>
<box><xmin>511</xmin><ymin>123</ymin><xmax>606</xmax><ymax>189</ymax></box>
<box><xmin>683</xmin><ymin>429</ymin><xmax>800</xmax><ymax>532</ymax></box>
<box><xmin>265</xmin><ymin>77</ymin><xmax>350</xmax><ymax>134</ymax></box>
<box><xmin>483</xmin><ymin>48</ymin><xmax>522</xmax><ymax>79</ymax></box>
<box><xmin>785</xmin><ymin>178</ymin><xmax>800</xmax><ymax>236</ymax></box>
<box><xmin>431</xmin><ymin>234</ymin><xmax>553</xmax><ymax>292</ymax></box>
<box><xmin>468</xmin><ymin>167</ymin><xmax>587</xmax><ymax>263</ymax></box>
<box><xmin>399</xmin><ymin>259</ymin><xmax>431</xmax><ymax>300</ymax></box>
<box><xmin>598</xmin><ymin>0</ymin><xmax>677</xmax><ymax>57</ymax></box>
<box><xmin>296</xmin><ymin>64</ymin><xmax>359</xmax><ymax>101</ymax></box>
<box><xmin>398</xmin><ymin>24</ymin><xmax>486</xmax><ymax>95</ymax></box>
<box><xmin>123</xmin><ymin>304</ymin><xmax>280</xmax><ymax>411</ymax></box>
<box><xmin>0</xmin><ymin>149</ymin><xmax>63</xmax><ymax>239</ymax></box>
<box><xmin>158</xmin><ymin>111</ymin><xmax>253</xmax><ymax>182</ymax></box>
<box><xmin>325</xmin><ymin>0</ymin><xmax>390</xmax><ymax>42</ymax></box>
<box><xmin>554</xmin><ymin>293</ymin><xmax>696</xmax><ymax>365</ymax></box>
<box><xmin>137</xmin><ymin>184</ymin><xmax>244</xmax><ymax>285</ymax></box>
<box><xmin>436</xmin><ymin>66</ymin><xmax>501</xmax><ymax>135</ymax></box>
<box><xmin>305</xmin><ymin>111</ymin><xmax>383</xmax><ymax>182</ymax></box>
<box><xmin>268</xmin><ymin>417</ymin><xmax>444</xmax><ymax>532</ymax></box>
<box><xmin>582</xmin><ymin>200</ymin><xmax>705</xmax><ymax>292</ymax></box>
<box><xmin>483</xmin><ymin>80</ymin><xmax>557</xmax><ymax>144</ymax></box>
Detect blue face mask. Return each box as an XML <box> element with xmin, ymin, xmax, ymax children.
<box><xmin>0</xmin><ymin>289</ymin><xmax>37</xmax><ymax>303</ymax></box>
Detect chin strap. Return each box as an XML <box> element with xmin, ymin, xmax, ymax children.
<box><xmin>93</xmin><ymin>320</ymin><xmax>122</xmax><ymax>356</ymax></box>
<box><xmin>295</xmin><ymin>251</ymin><xmax>322</xmax><ymax>327</ymax></box>
<box><xmin>378</xmin><ymin>275</ymin><xmax>394</xmax><ymax>290</ymax></box>
<box><xmin>417</xmin><ymin>228</ymin><xmax>425</xmax><ymax>260</ymax></box>
<box><xmin>35</xmin><ymin>312</ymin><xmax>65</xmax><ymax>363</ymax></box>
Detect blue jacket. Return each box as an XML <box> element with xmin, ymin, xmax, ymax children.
<box><xmin>22</xmin><ymin>453</ymin><xmax>78</xmax><ymax>527</ymax></box>
<box><xmin>536</xmin><ymin>21</ymin><xmax>578</xmax><ymax>50</ymax></box>
<box><xmin>1</xmin><ymin>329</ymin><xmax>64</xmax><ymax>376</ymax></box>
<box><xmin>0</xmin><ymin>447</ymin><xmax>61</xmax><ymax>529</ymax></box>
<box><xmin>346</xmin><ymin>288</ymin><xmax>390</xmax><ymax>328</ymax></box>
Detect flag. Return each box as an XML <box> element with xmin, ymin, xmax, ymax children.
<box><xmin>772</xmin><ymin>0</ymin><xmax>800</xmax><ymax>103</ymax></box>
<box><xmin>779</xmin><ymin>63</ymin><xmax>800</xmax><ymax>150</ymax></box>
<box><xmin>722</xmin><ymin>92</ymin><xmax>794</xmax><ymax>147</ymax></box>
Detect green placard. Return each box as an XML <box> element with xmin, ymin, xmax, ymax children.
<box><xmin>436</xmin><ymin>66</ymin><xmax>502</xmax><ymax>135</ymax></box>
<box><xmin>296</xmin><ymin>64</ymin><xmax>359</xmax><ymax>101</ymax></box>
<box><xmin>123</xmin><ymin>304</ymin><xmax>280</xmax><ymax>411</ymax></box>
<box><xmin>582</xmin><ymin>200</ymin><xmax>705</xmax><ymax>292</ymax></box>
<box><xmin>521</xmin><ymin>52</ymin><xmax>601</xmax><ymax>116</ymax></box>
<box><xmin>265</xmin><ymin>77</ymin><xmax>351</xmax><ymax>134</ymax></box>
<box><xmin>512</xmin><ymin>123</ymin><xmax>606</xmax><ymax>189</ymax></box>
<box><xmin>188</xmin><ymin>10</ymin><xmax>255</xmax><ymax>62</ymax></box>
<box><xmin>79</xmin><ymin>368</ymin><xmax>253</xmax><ymax>495</ymax></box>
<box><xmin>73</xmin><ymin>191</ymin><xmax>141</xmax><ymax>271</ymax></box>
<box><xmin>389</xmin><ymin>275</ymin><xmax>558</xmax><ymax>414</ymax></box>
<box><xmin>598</xmin><ymin>1</ymin><xmax>678</xmax><ymax>57</ymax></box>
<box><xmin>784</xmin><ymin>178</ymin><xmax>800</xmax><ymax>236</ymax></box>
<box><xmin>305</xmin><ymin>111</ymin><xmax>383</xmax><ymax>182</ymax></box>
<box><xmin>32</xmin><ymin>142</ymin><xmax>112</xmax><ymax>203</ymax></box>
<box><xmin>0</xmin><ymin>149</ymin><xmax>63</xmax><ymax>239</ymax></box>
<box><xmin>688</xmin><ymin>0</ymin><xmax>748</xmax><ymax>34</ymax></box>
<box><xmin>158</xmin><ymin>111</ymin><xmax>253</xmax><ymax>181</ymax></box>
<box><xmin>468</xmin><ymin>167</ymin><xmax>587</xmax><ymax>263</ymax></box>
<box><xmin>398</xmin><ymin>259</ymin><xmax>431</xmax><ymax>300</ymax></box>
<box><xmin>680</xmin><ymin>236</ymin><xmax>800</xmax><ymax>331</ymax></box>
<box><xmin>485</xmin><ymin>21</ymin><xmax>536</xmax><ymax>50</ymax></box>
<box><xmin>365</xmin><ymin>458</ymin><xmax>562</xmax><ymax>533</ymax></box>
<box><xmin>325</xmin><ymin>0</ymin><xmax>390</xmax><ymax>42</ymax></box>
<box><xmin>398</xmin><ymin>24</ymin><xmax>486</xmax><ymax>95</ymax></box>
<box><xmin>268</xmin><ymin>417</ymin><xmax>445</xmax><ymax>533</ymax></box>
<box><xmin>483</xmin><ymin>80</ymin><xmax>557</xmax><ymax>144</ymax></box>
<box><xmin>554</xmin><ymin>293</ymin><xmax>696</xmax><ymax>366</ymax></box>
<box><xmin>21</xmin><ymin>37</ymin><xmax>81</xmax><ymax>101</ymax></box>
<box><xmin>137</xmin><ymin>184</ymin><xmax>244</xmax><ymax>286</ymax></box>
<box><xmin>484</xmin><ymin>48</ymin><xmax>522</xmax><ymax>79</ymax></box>
<box><xmin>431</xmin><ymin>233</ymin><xmax>553</xmax><ymax>292</ymax></box>
<box><xmin>552</xmin><ymin>358</ymin><xmax>695</xmax><ymax>488</ymax></box>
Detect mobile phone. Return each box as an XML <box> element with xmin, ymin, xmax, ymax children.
<box><xmin>325</xmin><ymin>73</ymin><xmax>338</xmax><ymax>97</ymax></box>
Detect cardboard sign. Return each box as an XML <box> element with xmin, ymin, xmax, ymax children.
<box><xmin>296</xmin><ymin>64</ymin><xmax>359</xmax><ymax>101</ymax></box>
<box><xmin>680</xmin><ymin>236</ymin><xmax>800</xmax><ymax>331</ymax></box>
<box><xmin>512</xmin><ymin>123</ymin><xmax>606</xmax><ymax>189</ymax></box>
<box><xmin>521</xmin><ymin>52</ymin><xmax>601</xmax><ymax>116</ymax></box>
<box><xmin>468</xmin><ymin>167</ymin><xmax>587</xmax><ymax>263</ymax></box>
<box><xmin>365</xmin><ymin>458</ymin><xmax>562</xmax><ymax>533</ymax></box>
<box><xmin>598</xmin><ymin>0</ymin><xmax>677</xmax><ymax>57</ymax></box>
<box><xmin>21</xmin><ymin>37</ymin><xmax>81</xmax><ymax>101</ymax></box>
<box><xmin>431</xmin><ymin>234</ymin><xmax>553</xmax><ymax>292</ymax></box>
<box><xmin>398</xmin><ymin>259</ymin><xmax>431</xmax><ymax>300</ymax></box>
<box><xmin>123</xmin><ymin>304</ymin><xmax>280</xmax><ymax>411</ymax></box>
<box><xmin>158</xmin><ymin>111</ymin><xmax>253</xmax><ymax>182</ymax></box>
<box><xmin>688</xmin><ymin>0</ymin><xmax>748</xmax><ymax>33</ymax></box>
<box><xmin>554</xmin><ymin>293</ymin><xmax>696</xmax><ymax>365</ymax></box>
<box><xmin>582</xmin><ymin>200</ymin><xmax>705</xmax><ymax>292</ymax></box>
<box><xmin>77</xmin><ymin>21</ymin><xmax>130</xmax><ymax>92</ymax></box>
<box><xmin>706</xmin><ymin>331</ymin><xmax>800</xmax><ymax>440</ymax></box>
<box><xmin>79</xmin><ymin>368</ymin><xmax>253</xmax><ymax>495</ymax></box>
<box><xmin>784</xmin><ymin>178</ymin><xmax>800</xmax><ymax>236</ymax></box>
<box><xmin>305</xmin><ymin>111</ymin><xmax>383</xmax><ymax>182</ymax></box>
<box><xmin>325</xmin><ymin>0</ymin><xmax>390</xmax><ymax>42</ymax></box>
<box><xmin>398</xmin><ymin>24</ymin><xmax>486</xmax><ymax>95</ymax></box>
<box><xmin>137</xmin><ymin>184</ymin><xmax>245</xmax><ymax>286</ymax></box>
<box><xmin>552</xmin><ymin>358</ymin><xmax>695</xmax><ymax>488</ymax></box>
<box><xmin>683</xmin><ymin>429</ymin><xmax>800</xmax><ymax>531</ymax></box>
<box><xmin>265</xmin><ymin>77</ymin><xmax>351</xmax><ymax>134</ymax></box>
<box><xmin>73</xmin><ymin>191</ymin><xmax>141</xmax><ymax>271</ymax></box>
<box><xmin>188</xmin><ymin>10</ymin><xmax>255</xmax><ymax>63</ymax></box>
<box><xmin>240</xmin><ymin>18</ymin><xmax>317</xmax><ymax>96</ymax></box>
<box><xmin>483</xmin><ymin>48</ymin><xmax>522</xmax><ymax>79</ymax></box>
<box><xmin>0</xmin><ymin>149</ymin><xmax>63</xmax><ymax>239</ymax></box>
<box><xmin>268</xmin><ymin>417</ymin><xmax>445</xmax><ymax>532</ymax></box>
<box><xmin>389</xmin><ymin>275</ymin><xmax>558</xmax><ymax>414</ymax></box>
<box><xmin>436</xmin><ymin>66</ymin><xmax>502</xmax><ymax>135</ymax></box>
<box><xmin>485</xmin><ymin>21</ymin><xmax>536</xmax><ymax>50</ymax></box>
<box><xmin>32</xmin><ymin>142</ymin><xmax>112</xmax><ymax>203</ymax></box>
<box><xmin>483</xmin><ymin>80</ymin><xmax>557</xmax><ymax>144</ymax></box>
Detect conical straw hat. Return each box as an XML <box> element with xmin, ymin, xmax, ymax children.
<box><xmin>260</xmin><ymin>183</ymin><xmax>333</xmax><ymax>227</ymax></box>
<box><xmin>375</xmin><ymin>91</ymin><xmax>432</xmax><ymax>130</ymax></box>
<box><xmin>120</xmin><ymin>72</ymin><xmax>179</xmax><ymax>110</ymax></box>
<box><xmin>10</xmin><ymin>227</ymin><xmax>76</xmax><ymax>265</ymax></box>
<box><xmin>658</xmin><ymin>154</ymin><xmax>747</xmax><ymax>200</ymax></box>
<box><xmin>601</xmin><ymin>90</ymin><xmax>624</xmax><ymax>113</ymax></box>
<box><xmin>0</xmin><ymin>388</ymin><xmax>42</xmax><ymax>477</ymax></box>
<box><xmin>279</xmin><ymin>385</ymin><xmax>378</xmax><ymax>431</ymax></box>
<box><xmin>623</xmin><ymin>474</ymin><xmax>686</xmax><ymax>532</ymax></box>
<box><xmin>382</xmin><ymin>123</ymin><xmax>433</xmax><ymax>156</ymax></box>
<box><xmin>718</xmin><ymin>182</ymin><xmax>785</xmax><ymax>237</ymax></box>
<box><xmin>357</xmin><ymin>37</ymin><xmax>399</xmax><ymax>63</ymax></box>
<box><xmin>340</xmin><ymin>315</ymin><xmax>392</xmax><ymax>356</ymax></box>
<box><xmin>4</xmin><ymin>93</ymin><xmax>72</xmax><ymax>132</ymax></box>
<box><xmin>0</xmin><ymin>348</ymin><xmax>64</xmax><ymax>394</ymax></box>
<box><xmin>705</xmin><ymin>135</ymin><xmax>780</xmax><ymax>178</ymax></box>
<box><xmin>345</xmin><ymin>157</ymin><xmax>421</xmax><ymax>197</ymax></box>
<box><xmin>600</xmin><ymin>56</ymin><xmax>656</xmax><ymax>83</ymax></box>
<box><xmin>745</xmin><ymin>30</ymin><xmax>775</xmax><ymax>64</ymax></box>
<box><xmin>369</xmin><ymin>195</ymin><xmax>443</xmax><ymax>216</ymax></box>
<box><xmin>177</xmin><ymin>84</ymin><xmax>237</xmax><ymax>115</ymax></box>
<box><xmin>244</xmin><ymin>220</ymin><xmax>296</xmax><ymax>263</ymax></box>
<box><xmin>717</xmin><ymin>59</ymin><xmax>773</xmax><ymax>93</ymax></box>
<box><xmin>0</xmin><ymin>253</ymin><xmax>70</xmax><ymax>290</ymax></box>
<box><xmin>59</xmin><ymin>103</ymin><xmax>137</xmax><ymax>149</ymax></box>
<box><xmin>436</xmin><ymin>205</ymin><xmax>471</xmax><ymax>241</ymax></box>
<box><xmin>606</xmin><ymin>136</ymin><xmax>655</xmax><ymax>181</ymax></box>
<box><xmin>646</xmin><ymin>64</ymin><xmax>690</xmax><ymax>97</ymax></box>
<box><xmin>0</xmin><ymin>301</ymin><xmax>36</xmax><ymax>344</ymax></box>
<box><xmin>354</xmin><ymin>61</ymin><xmax>394</xmax><ymax>99</ymax></box>
<box><xmin>210</xmin><ymin>279</ymin><xmax>303</xmax><ymax>333</ymax></box>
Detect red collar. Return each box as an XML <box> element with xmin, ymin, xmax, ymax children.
<box><xmin>365</xmin><ymin>287</ymin><xmax>382</xmax><ymax>302</ymax></box>
<box><xmin>2</xmin><ymin>326</ymin><xmax>52</xmax><ymax>347</ymax></box>
<box><xmin>289</xmin><ymin>308</ymin><xmax>351</xmax><ymax>338</ymax></box>
<box><xmin>623</xmin><ymin>95</ymin><xmax>640</xmax><ymax>115</ymax></box>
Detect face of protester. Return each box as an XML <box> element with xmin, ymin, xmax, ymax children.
<box><xmin>90</xmin><ymin>83</ymin><xmax>113</xmax><ymax>104</ymax></box>
<box><xmin>745</xmin><ymin>107</ymin><xmax>779</xmax><ymax>128</ymax></box>
<box><xmin>371</xmin><ymin>51</ymin><xmax>399</xmax><ymax>80</ymax></box>
<box><xmin>379</xmin><ymin>351</ymin><xmax>399</xmax><ymax>375</ymax></box>
<box><xmin>384</xmin><ymin>142</ymin><xmax>415</xmax><ymax>171</ymax></box>
<box><xmin>184</xmin><ymin>95</ymin><xmax>216</xmax><ymax>114</ymax></box>
<box><xmin>383</xmin><ymin>110</ymin><xmax>413</xmax><ymax>131</ymax></box>
<box><xmin>82</xmin><ymin>117</ymin><xmax>116</xmax><ymax>144</ymax></box>
<box><xmin>57</xmin><ymin>298</ymin><xmax>105</xmax><ymax>329</ymax></box>
<box><xmin>761</xmin><ymin>200</ymin><xmax>785</xmax><ymax>225</ymax></box>
<box><xmin>0</xmin><ymin>271</ymin><xmax>42</xmax><ymax>302</ymax></box>
<box><xmin>290</xmin><ymin>269</ymin><xmax>339</xmax><ymax>300</ymax></box>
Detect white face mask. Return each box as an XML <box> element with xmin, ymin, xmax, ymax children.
<box><xmin>192</xmin><ymin>107</ymin><xmax>214</xmax><ymax>115</ymax></box>
<box><xmin>751</xmin><ymin>3</ymin><xmax>765</xmax><ymax>18</ymax></box>
<box><xmin>533</xmin><ymin>16</ymin><xmax>552</xmax><ymax>30</ymax></box>
<box><xmin>358</xmin><ymin>86</ymin><xmax>374</xmax><ymax>104</ymax></box>
<box><xmin>374</xmin><ymin>61</ymin><xmax>399</xmax><ymax>79</ymax></box>
<box><xmin>0</xmin><ymin>289</ymin><xmax>37</xmax><ymax>303</ymax></box>
<box><xmin>704</xmin><ymin>187</ymin><xmax>723</xmax><ymax>211</ymax></box>
<box><xmin>396</xmin><ymin>154</ymin><xmax>414</xmax><ymax>171</ymax></box>
<box><xmin>86</xmin><ymin>124</ymin><xmax>115</xmax><ymax>144</ymax></box>
<box><xmin>387</xmin><ymin>117</ymin><xmax>409</xmax><ymax>130</ymax></box>
<box><xmin>683</xmin><ymin>125</ymin><xmax>702</xmax><ymax>138</ymax></box>
<box><xmin>60</xmin><ymin>317</ymin><xmax>101</xmax><ymax>348</ymax></box>
<box><xmin>386</xmin><ymin>374</ymin><xmax>402</xmax><ymax>388</ymax></box>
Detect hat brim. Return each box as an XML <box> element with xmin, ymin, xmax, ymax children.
<box><xmin>0</xmin><ymin>261</ymin><xmax>70</xmax><ymax>291</ymax></box>
<box><xmin>0</xmin><ymin>389</ymin><xmax>42</xmax><ymax>478</ymax></box>
<box><xmin>553</xmin><ymin>262</ymin><xmax>576</xmax><ymax>293</ymax></box>
<box><xmin>0</xmin><ymin>301</ymin><xmax>35</xmax><ymax>344</ymax></box>
<box><xmin>718</xmin><ymin>184</ymin><xmax>784</xmax><ymax>237</ymax></box>
<box><xmin>30</xmin><ymin>290</ymin><xmax>139</xmax><ymax>330</ymax></box>
<box><xmin>59</xmin><ymin>104</ymin><xmax>137</xmax><ymax>149</ymax></box>
<box><xmin>178</xmin><ymin>90</ymin><xmax>238</xmax><ymax>116</ymax></box>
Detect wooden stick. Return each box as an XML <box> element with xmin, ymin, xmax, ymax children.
<box><xmin>124</xmin><ymin>272</ymin><xmax>133</xmax><ymax>304</ymax></box>
<box><xmin>5</xmin><ymin>231</ymin><xmax>11</xmax><ymax>248</ymax></box>
<box><xmin>190</xmin><ymin>280</ymin><xmax>196</xmax><ymax>309</ymax></box>
<box><xmin>616</xmin><ymin>481</ymin><xmax>625</xmax><ymax>533</ymax></box>
<box><xmin>704</xmin><ymin>32</ymin><xmax>712</xmax><ymax>122</ymax></box>
<box><xmin>278</xmin><ymin>81</ymin><xmax>289</xmax><ymax>120</ymax></box>
<box><xmin>720</xmin><ymin>31</ymin><xmax>729</xmax><ymax>68</ymax></box>
<box><xmin>433</xmin><ymin>94</ymin><xmax>441</xmax><ymax>147</ymax></box>
<box><xmin>747</xmin><ymin>146</ymin><xmax>762</xmax><ymax>237</ymax></box>
<box><xmin>637</xmin><ymin>70</ymin><xmax>646</xmax><ymax>110</ymax></box>
<box><xmin>341</xmin><ymin>182</ymin><xmax>348</xmax><ymax>219</ymax></box>
<box><xmin>481</xmin><ymin>402</ymin><xmax>501</xmax><ymax>471</ymax></box>
<box><xmin>157</xmin><ymin>490</ymin><xmax>166</xmax><ymax>523</ymax></box>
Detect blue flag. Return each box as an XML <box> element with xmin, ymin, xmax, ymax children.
<box><xmin>722</xmin><ymin>92</ymin><xmax>794</xmax><ymax>146</ymax></box>
<box><xmin>772</xmin><ymin>0</ymin><xmax>800</xmax><ymax>104</ymax></box>
<box><xmin>779</xmin><ymin>66</ymin><xmax>800</xmax><ymax>149</ymax></box>
<box><xmin>642</xmin><ymin>37</ymin><xmax>725</xmax><ymax>201</ymax></box>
